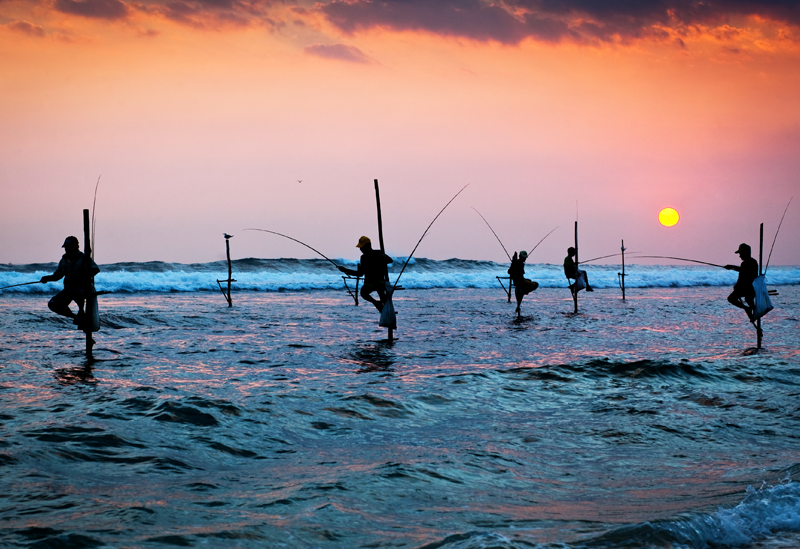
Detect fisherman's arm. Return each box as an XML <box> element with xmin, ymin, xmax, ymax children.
<box><xmin>384</xmin><ymin>254</ymin><xmax>393</xmax><ymax>265</ymax></box>
<box><xmin>40</xmin><ymin>263</ymin><xmax>65</xmax><ymax>283</ymax></box>
<box><xmin>337</xmin><ymin>264</ymin><xmax>361</xmax><ymax>277</ymax></box>
<box><xmin>724</xmin><ymin>264</ymin><xmax>740</xmax><ymax>271</ymax></box>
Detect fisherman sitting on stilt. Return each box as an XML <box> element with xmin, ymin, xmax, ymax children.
<box><xmin>40</xmin><ymin>236</ymin><xmax>100</xmax><ymax>328</ymax></box>
<box><xmin>725</xmin><ymin>243</ymin><xmax>759</xmax><ymax>323</ymax></box>
<box><xmin>508</xmin><ymin>250</ymin><xmax>539</xmax><ymax>316</ymax></box>
<box><xmin>564</xmin><ymin>247</ymin><xmax>593</xmax><ymax>294</ymax></box>
<box><xmin>338</xmin><ymin>236</ymin><xmax>393</xmax><ymax>312</ymax></box>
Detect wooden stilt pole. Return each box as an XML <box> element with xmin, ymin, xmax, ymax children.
<box><xmin>573</xmin><ymin>221</ymin><xmax>579</xmax><ymax>314</ymax></box>
<box><xmin>83</xmin><ymin>209</ymin><xmax>94</xmax><ymax>360</ymax></box>
<box><xmin>620</xmin><ymin>239</ymin><xmax>626</xmax><ymax>301</ymax></box>
<box><xmin>225</xmin><ymin>236</ymin><xmax>233</xmax><ymax>307</ymax></box>
<box><xmin>757</xmin><ymin>223</ymin><xmax>763</xmax><ymax>349</ymax></box>
<box><xmin>374</xmin><ymin>179</ymin><xmax>393</xmax><ymax>341</ymax></box>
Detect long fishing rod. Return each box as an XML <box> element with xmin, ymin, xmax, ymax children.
<box><xmin>765</xmin><ymin>197</ymin><xmax>792</xmax><ymax>274</ymax></box>
<box><xmin>471</xmin><ymin>207</ymin><xmax>511</xmax><ymax>261</ymax></box>
<box><xmin>243</xmin><ymin>228</ymin><xmax>340</xmax><ymax>269</ymax></box>
<box><xmin>392</xmin><ymin>184</ymin><xmax>469</xmax><ymax>292</ymax></box>
<box><xmin>528</xmin><ymin>226</ymin><xmax>558</xmax><ymax>256</ymax></box>
<box><xmin>580</xmin><ymin>251</ymin><xmax>640</xmax><ymax>264</ymax></box>
<box><xmin>91</xmin><ymin>175</ymin><xmax>100</xmax><ymax>258</ymax></box>
<box><xmin>632</xmin><ymin>255</ymin><xmax>725</xmax><ymax>268</ymax></box>
<box><xmin>0</xmin><ymin>281</ymin><xmax>41</xmax><ymax>290</ymax></box>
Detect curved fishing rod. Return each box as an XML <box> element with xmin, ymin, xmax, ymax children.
<box><xmin>0</xmin><ymin>281</ymin><xmax>42</xmax><ymax>291</ymax></box>
<box><xmin>392</xmin><ymin>184</ymin><xmax>469</xmax><ymax>292</ymax></box>
<box><xmin>632</xmin><ymin>255</ymin><xmax>725</xmax><ymax>268</ymax></box>
<box><xmin>765</xmin><ymin>197</ymin><xmax>792</xmax><ymax>274</ymax></box>
<box><xmin>580</xmin><ymin>251</ymin><xmax>640</xmax><ymax>264</ymax></box>
<box><xmin>91</xmin><ymin>175</ymin><xmax>100</xmax><ymax>258</ymax></box>
<box><xmin>471</xmin><ymin>207</ymin><xmax>511</xmax><ymax>261</ymax></box>
<box><xmin>528</xmin><ymin>226</ymin><xmax>558</xmax><ymax>256</ymax></box>
<box><xmin>242</xmin><ymin>228</ymin><xmax>340</xmax><ymax>270</ymax></box>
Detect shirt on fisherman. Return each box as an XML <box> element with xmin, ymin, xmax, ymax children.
<box><xmin>343</xmin><ymin>249</ymin><xmax>392</xmax><ymax>286</ymax></box>
<box><xmin>563</xmin><ymin>256</ymin><xmax>577</xmax><ymax>279</ymax></box>
<box><xmin>508</xmin><ymin>258</ymin><xmax>527</xmax><ymax>285</ymax></box>
<box><xmin>734</xmin><ymin>257</ymin><xmax>759</xmax><ymax>292</ymax></box>
<box><xmin>50</xmin><ymin>252</ymin><xmax>100</xmax><ymax>291</ymax></box>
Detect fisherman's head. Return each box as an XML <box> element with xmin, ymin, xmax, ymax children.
<box><xmin>62</xmin><ymin>236</ymin><xmax>79</xmax><ymax>254</ymax></box>
<box><xmin>568</xmin><ymin>247</ymin><xmax>576</xmax><ymax>257</ymax></box>
<box><xmin>356</xmin><ymin>236</ymin><xmax>372</xmax><ymax>252</ymax></box>
<box><xmin>519</xmin><ymin>250</ymin><xmax>528</xmax><ymax>262</ymax></box>
<box><xmin>735</xmin><ymin>243</ymin><xmax>751</xmax><ymax>259</ymax></box>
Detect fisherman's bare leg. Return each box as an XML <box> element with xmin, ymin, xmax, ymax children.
<box><xmin>728</xmin><ymin>291</ymin><xmax>755</xmax><ymax>321</ymax></box>
<box><xmin>48</xmin><ymin>291</ymin><xmax>78</xmax><ymax>319</ymax></box>
<box><xmin>360</xmin><ymin>286</ymin><xmax>384</xmax><ymax>312</ymax></box>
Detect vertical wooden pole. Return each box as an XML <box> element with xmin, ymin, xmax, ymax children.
<box><xmin>621</xmin><ymin>239</ymin><xmax>626</xmax><ymax>301</ymax></box>
<box><xmin>374</xmin><ymin>179</ymin><xmax>393</xmax><ymax>341</ymax></box>
<box><xmin>225</xmin><ymin>237</ymin><xmax>233</xmax><ymax>307</ymax></box>
<box><xmin>757</xmin><ymin>223</ymin><xmax>763</xmax><ymax>349</ymax></box>
<box><xmin>83</xmin><ymin>209</ymin><xmax>94</xmax><ymax>360</ymax></box>
<box><xmin>573</xmin><ymin>221</ymin><xmax>579</xmax><ymax>313</ymax></box>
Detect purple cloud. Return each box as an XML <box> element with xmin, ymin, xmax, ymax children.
<box><xmin>54</xmin><ymin>0</ymin><xmax>129</xmax><ymax>20</ymax></box>
<box><xmin>304</xmin><ymin>42</ymin><xmax>371</xmax><ymax>62</ymax></box>
<box><xmin>319</xmin><ymin>0</ymin><xmax>800</xmax><ymax>45</ymax></box>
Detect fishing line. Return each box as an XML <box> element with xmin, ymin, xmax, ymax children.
<box><xmin>765</xmin><ymin>197</ymin><xmax>792</xmax><ymax>274</ymax></box>
<box><xmin>471</xmin><ymin>207</ymin><xmax>511</xmax><ymax>261</ymax></box>
<box><xmin>633</xmin><ymin>255</ymin><xmax>725</xmax><ymax>268</ymax></box>
<box><xmin>243</xmin><ymin>228</ymin><xmax>340</xmax><ymax>269</ymax></box>
<box><xmin>392</xmin><ymin>184</ymin><xmax>469</xmax><ymax>292</ymax></box>
<box><xmin>0</xmin><ymin>281</ymin><xmax>41</xmax><ymax>290</ymax></box>
<box><xmin>528</xmin><ymin>226</ymin><xmax>558</xmax><ymax>256</ymax></box>
<box><xmin>91</xmin><ymin>176</ymin><xmax>100</xmax><ymax>259</ymax></box>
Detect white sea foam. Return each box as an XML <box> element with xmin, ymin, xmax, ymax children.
<box><xmin>0</xmin><ymin>261</ymin><xmax>798</xmax><ymax>293</ymax></box>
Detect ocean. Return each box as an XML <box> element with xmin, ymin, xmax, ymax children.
<box><xmin>1</xmin><ymin>259</ymin><xmax>799</xmax><ymax>548</ymax></box>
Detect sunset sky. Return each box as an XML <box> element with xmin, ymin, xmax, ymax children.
<box><xmin>2</xmin><ymin>0</ymin><xmax>799</xmax><ymax>266</ymax></box>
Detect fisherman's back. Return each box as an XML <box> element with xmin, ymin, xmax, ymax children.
<box><xmin>360</xmin><ymin>249</ymin><xmax>392</xmax><ymax>284</ymax></box>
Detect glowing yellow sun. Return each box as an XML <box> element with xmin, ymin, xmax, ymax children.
<box><xmin>659</xmin><ymin>207</ymin><xmax>680</xmax><ymax>227</ymax></box>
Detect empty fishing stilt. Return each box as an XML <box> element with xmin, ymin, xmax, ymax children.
<box><xmin>618</xmin><ymin>239</ymin><xmax>626</xmax><ymax>301</ymax></box>
<box><xmin>496</xmin><ymin>276</ymin><xmax>513</xmax><ymax>303</ymax></box>
<box><xmin>217</xmin><ymin>234</ymin><xmax>236</xmax><ymax>307</ymax></box>
<box><xmin>342</xmin><ymin>275</ymin><xmax>362</xmax><ymax>305</ymax></box>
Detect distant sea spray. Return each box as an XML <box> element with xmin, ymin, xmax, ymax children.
<box><xmin>1</xmin><ymin>258</ymin><xmax>798</xmax><ymax>293</ymax></box>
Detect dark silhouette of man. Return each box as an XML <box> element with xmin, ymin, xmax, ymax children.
<box><xmin>564</xmin><ymin>247</ymin><xmax>593</xmax><ymax>293</ymax></box>
<box><xmin>40</xmin><ymin>236</ymin><xmax>100</xmax><ymax>326</ymax></box>
<box><xmin>725</xmin><ymin>243</ymin><xmax>759</xmax><ymax>322</ymax></box>
<box><xmin>338</xmin><ymin>236</ymin><xmax>392</xmax><ymax>312</ymax></box>
<box><xmin>508</xmin><ymin>250</ymin><xmax>539</xmax><ymax>315</ymax></box>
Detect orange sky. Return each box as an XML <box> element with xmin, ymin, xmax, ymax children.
<box><xmin>1</xmin><ymin>1</ymin><xmax>799</xmax><ymax>265</ymax></box>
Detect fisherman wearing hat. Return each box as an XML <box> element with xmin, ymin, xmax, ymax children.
<box><xmin>40</xmin><ymin>236</ymin><xmax>100</xmax><ymax>326</ymax></box>
<box><xmin>338</xmin><ymin>236</ymin><xmax>393</xmax><ymax>312</ymax></box>
<box><xmin>508</xmin><ymin>250</ymin><xmax>539</xmax><ymax>316</ymax></box>
<box><xmin>725</xmin><ymin>243</ymin><xmax>759</xmax><ymax>322</ymax></box>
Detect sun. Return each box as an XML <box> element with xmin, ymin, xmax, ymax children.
<box><xmin>659</xmin><ymin>207</ymin><xmax>680</xmax><ymax>227</ymax></box>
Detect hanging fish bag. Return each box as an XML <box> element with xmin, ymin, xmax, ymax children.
<box><xmin>573</xmin><ymin>270</ymin><xmax>587</xmax><ymax>292</ymax></box>
<box><xmin>379</xmin><ymin>282</ymin><xmax>397</xmax><ymax>329</ymax></box>
<box><xmin>752</xmin><ymin>275</ymin><xmax>774</xmax><ymax>321</ymax></box>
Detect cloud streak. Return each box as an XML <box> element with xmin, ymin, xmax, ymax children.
<box><xmin>304</xmin><ymin>42</ymin><xmax>371</xmax><ymax>62</ymax></box>
<box><xmin>55</xmin><ymin>0</ymin><xmax>129</xmax><ymax>20</ymax></box>
<box><xmin>5</xmin><ymin>20</ymin><xmax>46</xmax><ymax>36</ymax></box>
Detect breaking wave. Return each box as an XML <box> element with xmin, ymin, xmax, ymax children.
<box><xmin>1</xmin><ymin>258</ymin><xmax>798</xmax><ymax>293</ymax></box>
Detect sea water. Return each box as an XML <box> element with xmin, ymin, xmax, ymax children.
<box><xmin>1</xmin><ymin>260</ymin><xmax>799</xmax><ymax>548</ymax></box>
